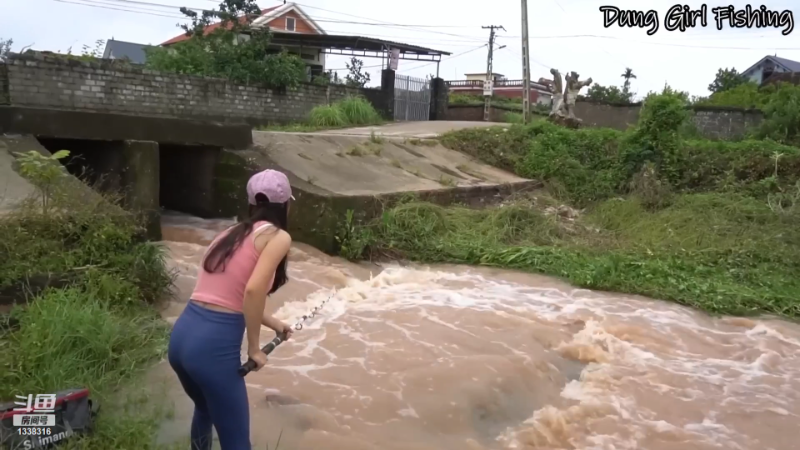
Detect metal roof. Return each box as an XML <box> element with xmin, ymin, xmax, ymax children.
<box><xmin>102</xmin><ymin>39</ymin><xmax>153</xmax><ymax>64</ymax></box>
<box><xmin>742</xmin><ymin>55</ymin><xmax>800</xmax><ymax>76</ymax></box>
<box><xmin>266</xmin><ymin>33</ymin><xmax>451</xmax><ymax>58</ymax></box>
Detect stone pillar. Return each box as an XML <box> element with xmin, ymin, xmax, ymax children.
<box><xmin>380</xmin><ymin>69</ymin><xmax>395</xmax><ymax>120</ymax></box>
<box><xmin>120</xmin><ymin>140</ymin><xmax>161</xmax><ymax>240</ymax></box>
<box><xmin>429</xmin><ymin>77</ymin><xmax>448</xmax><ymax>121</ymax></box>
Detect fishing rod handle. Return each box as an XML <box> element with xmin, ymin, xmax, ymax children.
<box><xmin>238</xmin><ymin>331</ymin><xmax>288</xmax><ymax>377</ymax></box>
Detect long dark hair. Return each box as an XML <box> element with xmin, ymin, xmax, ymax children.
<box><xmin>202</xmin><ymin>194</ymin><xmax>289</xmax><ymax>295</ymax></box>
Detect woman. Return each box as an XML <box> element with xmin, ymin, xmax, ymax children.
<box><xmin>168</xmin><ymin>169</ymin><xmax>295</xmax><ymax>450</ymax></box>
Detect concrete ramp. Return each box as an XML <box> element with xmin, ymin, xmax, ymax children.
<box><xmin>251</xmin><ymin>131</ymin><xmax>526</xmax><ymax>196</ymax></box>
<box><xmin>0</xmin><ymin>135</ymin><xmax>51</xmax><ymax>211</ymax></box>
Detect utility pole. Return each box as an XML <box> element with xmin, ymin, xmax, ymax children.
<box><xmin>520</xmin><ymin>0</ymin><xmax>532</xmax><ymax>123</ymax></box>
<box><xmin>482</xmin><ymin>25</ymin><xmax>504</xmax><ymax>122</ymax></box>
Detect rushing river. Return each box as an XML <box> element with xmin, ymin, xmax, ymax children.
<box><xmin>155</xmin><ymin>211</ymin><xmax>800</xmax><ymax>450</ymax></box>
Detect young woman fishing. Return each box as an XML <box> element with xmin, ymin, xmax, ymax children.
<box><xmin>168</xmin><ymin>169</ymin><xmax>295</xmax><ymax>450</ymax></box>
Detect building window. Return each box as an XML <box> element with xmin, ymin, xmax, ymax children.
<box><xmin>286</xmin><ymin>17</ymin><xmax>296</xmax><ymax>32</ymax></box>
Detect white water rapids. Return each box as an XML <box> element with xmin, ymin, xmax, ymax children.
<box><xmin>152</xmin><ymin>211</ymin><xmax>800</xmax><ymax>450</ymax></box>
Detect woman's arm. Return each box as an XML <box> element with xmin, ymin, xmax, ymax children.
<box><xmin>261</xmin><ymin>313</ymin><xmax>286</xmax><ymax>332</ymax></box>
<box><xmin>242</xmin><ymin>230</ymin><xmax>292</xmax><ymax>361</ymax></box>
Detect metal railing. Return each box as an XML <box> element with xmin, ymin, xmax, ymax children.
<box><xmin>447</xmin><ymin>79</ymin><xmax>551</xmax><ymax>91</ymax></box>
<box><xmin>394</xmin><ymin>74</ymin><xmax>431</xmax><ymax>121</ymax></box>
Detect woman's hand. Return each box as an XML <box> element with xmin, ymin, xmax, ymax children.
<box><xmin>279</xmin><ymin>322</ymin><xmax>294</xmax><ymax>340</ymax></box>
<box><xmin>248</xmin><ymin>348</ymin><xmax>268</xmax><ymax>371</ymax></box>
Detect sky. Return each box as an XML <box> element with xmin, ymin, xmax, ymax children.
<box><xmin>2</xmin><ymin>0</ymin><xmax>799</xmax><ymax>98</ymax></box>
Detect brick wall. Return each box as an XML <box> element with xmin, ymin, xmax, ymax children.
<box><xmin>2</xmin><ymin>52</ymin><xmax>389</xmax><ymax>126</ymax></box>
<box><xmin>445</xmin><ymin>100</ymin><xmax>764</xmax><ymax>140</ymax></box>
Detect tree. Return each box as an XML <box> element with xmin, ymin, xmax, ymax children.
<box><xmin>621</xmin><ymin>67</ymin><xmax>637</xmax><ymax>97</ymax></box>
<box><xmin>144</xmin><ymin>0</ymin><xmax>306</xmax><ymax>89</ymax></box>
<box><xmin>345</xmin><ymin>57</ymin><xmax>370</xmax><ymax>88</ymax></box>
<box><xmin>585</xmin><ymin>83</ymin><xmax>633</xmax><ymax>104</ymax></box>
<box><xmin>708</xmin><ymin>67</ymin><xmax>747</xmax><ymax>94</ymax></box>
<box><xmin>0</xmin><ymin>38</ymin><xmax>12</xmax><ymax>62</ymax></box>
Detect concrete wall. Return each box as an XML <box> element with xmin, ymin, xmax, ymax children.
<box><xmin>445</xmin><ymin>101</ymin><xmax>764</xmax><ymax>140</ymax></box>
<box><xmin>2</xmin><ymin>52</ymin><xmax>390</xmax><ymax>127</ymax></box>
<box><xmin>574</xmin><ymin>101</ymin><xmax>763</xmax><ymax>139</ymax></box>
<box><xmin>445</xmin><ymin>104</ymin><xmax>545</xmax><ymax>122</ymax></box>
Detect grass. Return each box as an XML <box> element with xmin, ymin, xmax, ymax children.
<box><xmin>258</xmin><ymin>95</ymin><xmax>384</xmax><ymax>132</ymax></box>
<box><xmin>0</xmin><ymin>158</ymin><xmax>175</xmax><ymax>448</ymax></box>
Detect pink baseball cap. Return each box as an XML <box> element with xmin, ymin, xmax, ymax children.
<box><xmin>246</xmin><ymin>169</ymin><xmax>294</xmax><ymax>205</ymax></box>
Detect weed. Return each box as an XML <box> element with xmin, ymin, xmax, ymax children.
<box><xmin>335</xmin><ymin>210</ymin><xmax>373</xmax><ymax>260</ymax></box>
<box><xmin>335</xmin><ymin>151</ymin><xmax>345</xmax><ymax>157</ymax></box>
<box><xmin>438</xmin><ymin>175</ymin><xmax>456</xmax><ymax>187</ymax></box>
<box><xmin>298</xmin><ymin>153</ymin><xmax>313</xmax><ymax>160</ymax></box>
<box><xmin>369</xmin><ymin>130</ymin><xmax>384</xmax><ymax>144</ymax></box>
<box><xmin>363</xmin><ymin>141</ymin><xmax>382</xmax><ymax>156</ymax></box>
<box><xmin>307</xmin><ymin>175</ymin><xmax>317</xmax><ymax>185</ymax></box>
<box><xmin>390</xmin><ymin>159</ymin><xmax>403</xmax><ymax>169</ymax></box>
<box><xmin>346</xmin><ymin>145</ymin><xmax>365</xmax><ymax>157</ymax></box>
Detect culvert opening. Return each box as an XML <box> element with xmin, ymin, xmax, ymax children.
<box><xmin>37</xmin><ymin>138</ymin><xmax>224</xmax><ymax>218</ymax></box>
<box><xmin>159</xmin><ymin>144</ymin><xmax>223</xmax><ymax>219</ymax></box>
<box><xmin>36</xmin><ymin>137</ymin><xmax>124</xmax><ymax>194</ymax></box>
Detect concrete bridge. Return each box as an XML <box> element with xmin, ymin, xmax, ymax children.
<box><xmin>1</xmin><ymin>105</ymin><xmax>535</xmax><ymax>251</ymax></box>
<box><xmin>0</xmin><ymin>53</ymin><xmax>535</xmax><ymax>251</ymax></box>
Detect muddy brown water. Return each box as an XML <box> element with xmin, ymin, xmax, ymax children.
<box><xmin>153</xmin><ymin>211</ymin><xmax>800</xmax><ymax>450</ymax></box>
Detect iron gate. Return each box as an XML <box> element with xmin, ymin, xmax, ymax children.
<box><xmin>394</xmin><ymin>74</ymin><xmax>431</xmax><ymax>121</ymax></box>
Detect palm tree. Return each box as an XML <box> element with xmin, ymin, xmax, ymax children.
<box><xmin>621</xmin><ymin>67</ymin><xmax>637</xmax><ymax>91</ymax></box>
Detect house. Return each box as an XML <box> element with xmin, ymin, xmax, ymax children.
<box><xmin>102</xmin><ymin>39</ymin><xmax>153</xmax><ymax>64</ymax></box>
<box><xmin>446</xmin><ymin>72</ymin><xmax>553</xmax><ymax>105</ymax></box>
<box><xmin>741</xmin><ymin>55</ymin><xmax>800</xmax><ymax>85</ymax></box>
<box><xmin>161</xmin><ymin>2</ymin><xmax>327</xmax><ymax>79</ymax></box>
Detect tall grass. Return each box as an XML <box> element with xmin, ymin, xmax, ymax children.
<box><xmin>270</xmin><ymin>96</ymin><xmax>383</xmax><ymax>131</ymax></box>
<box><xmin>337</xmin><ymin>96</ymin><xmax>382</xmax><ymax>125</ymax></box>
<box><xmin>308</xmin><ymin>104</ymin><xmax>348</xmax><ymax>128</ymax></box>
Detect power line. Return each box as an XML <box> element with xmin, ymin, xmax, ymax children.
<box><xmin>292</xmin><ymin>2</ymin><xmax>488</xmax><ymax>41</ymax></box>
<box><xmin>497</xmin><ymin>33</ymin><xmax>800</xmax><ymax>50</ymax></box>
<box><xmin>54</xmin><ymin>0</ymin><xmax>186</xmax><ymax>18</ymax></box>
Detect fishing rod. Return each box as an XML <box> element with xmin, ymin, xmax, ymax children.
<box><xmin>238</xmin><ymin>292</ymin><xmax>334</xmax><ymax>377</ymax></box>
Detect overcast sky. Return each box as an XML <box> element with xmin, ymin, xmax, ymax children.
<box><xmin>2</xmin><ymin>0</ymin><xmax>799</xmax><ymax>98</ymax></box>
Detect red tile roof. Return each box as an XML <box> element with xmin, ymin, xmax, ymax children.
<box><xmin>161</xmin><ymin>6</ymin><xmax>279</xmax><ymax>46</ymax></box>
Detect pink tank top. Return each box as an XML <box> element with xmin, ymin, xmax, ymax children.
<box><xmin>191</xmin><ymin>221</ymin><xmax>276</xmax><ymax>313</ymax></box>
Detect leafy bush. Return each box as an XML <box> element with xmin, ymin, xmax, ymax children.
<box><xmin>517</xmin><ymin>123</ymin><xmax>625</xmax><ymax>205</ymax></box>
<box><xmin>441</xmin><ymin>90</ymin><xmax>800</xmax><ymax>207</ymax></box>
<box><xmin>757</xmin><ymin>83</ymin><xmax>800</xmax><ymax>145</ymax></box>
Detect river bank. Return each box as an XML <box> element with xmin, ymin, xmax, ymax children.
<box><xmin>0</xmin><ymin>151</ymin><xmax>175</xmax><ymax>448</ymax></box>
<box><xmin>152</xmin><ymin>212</ymin><xmax>800</xmax><ymax>450</ymax></box>
<box><xmin>342</xmin><ymin>91</ymin><xmax>800</xmax><ymax>320</ymax></box>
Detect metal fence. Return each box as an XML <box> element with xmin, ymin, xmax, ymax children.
<box><xmin>394</xmin><ymin>74</ymin><xmax>431</xmax><ymax>121</ymax></box>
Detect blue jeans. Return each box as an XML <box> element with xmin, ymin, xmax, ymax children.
<box><xmin>168</xmin><ymin>301</ymin><xmax>250</xmax><ymax>450</ymax></box>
